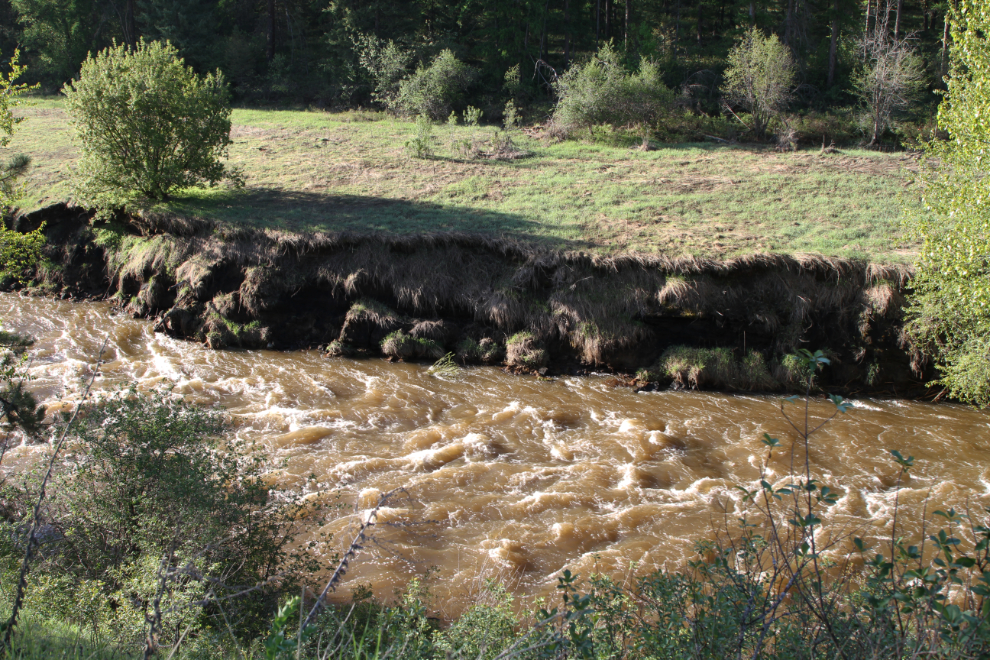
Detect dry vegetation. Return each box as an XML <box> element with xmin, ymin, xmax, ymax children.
<box><xmin>10</xmin><ymin>97</ymin><xmax>918</xmax><ymax>260</ymax></box>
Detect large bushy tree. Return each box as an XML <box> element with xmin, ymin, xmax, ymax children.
<box><xmin>909</xmin><ymin>0</ymin><xmax>990</xmax><ymax>405</ymax></box>
<box><xmin>63</xmin><ymin>39</ymin><xmax>239</xmax><ymax>206</ymax></box>
<box><xmin>721</xmin><ymin>27</ymin><xmax>796</xmax><ymax>139</ymax></box>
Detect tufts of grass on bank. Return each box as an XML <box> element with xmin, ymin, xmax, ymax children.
<box><xmin>8</xmin><ymin>97</ymin><xmax>919</xmax><ymax>260</ymax></box>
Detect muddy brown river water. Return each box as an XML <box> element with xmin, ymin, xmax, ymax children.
<box><xmin>2</xmin><ymin>293</ymin><xmax>989</xmax><ymax>617</ymax></box>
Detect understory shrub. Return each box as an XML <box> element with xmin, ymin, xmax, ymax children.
<box><xmin>394</xmin><ymin>50</ymin><xmax>475</xmax><ymax>120</ymax></box>
<box><xmin>722</xmin><ymin>28</ymin><xmax>796</xmax><ymax>139</ymax></box>
<box><xmin>552</xmin><ymin>43</ymin><xmax>674</xmax><ymax>139</ymax></box>
<box><xmin>0</xmin><ymin>391</ymin><xmax>314</xmax><ymax>651</ymax></box>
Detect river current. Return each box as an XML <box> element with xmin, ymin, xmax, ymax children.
<box><xmin>3</xmin><ymin>293</ymin><xmax>989</xmax><ymax>617</ymax></box>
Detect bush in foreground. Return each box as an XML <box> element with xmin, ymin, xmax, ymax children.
<box><xmin>908</xmin><ymin>0</ymin><xmax>990</xmax><ymax>406</ymax></box>
<box><xmin>63</xmin><ymin>39</ymin><xmax>240</xmax><ymax>206</ymax></box>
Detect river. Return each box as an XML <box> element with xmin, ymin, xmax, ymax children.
<box><xmin>2</xmin><ymin>293</ymin><xmax>989</xmax><ymax>618</ymax></box>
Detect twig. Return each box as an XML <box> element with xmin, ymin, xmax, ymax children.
<box><xmin>1</xmin><ymin>335</ymin><xmax>109</xmax><ymax>654</ymax></box>
<box><xmin>300</xmin><ymin>488</ymin><xmax>404</xmax><ymax>631</ymax></box>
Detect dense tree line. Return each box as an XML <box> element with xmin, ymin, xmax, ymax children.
<box><xmin>0</xmin><ymin>0</ymin><xmax>954</xmax><ymax>115</ymax></box>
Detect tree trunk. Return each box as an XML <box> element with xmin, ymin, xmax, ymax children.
<box><xmin>675</xmin><ymin>0</ymin><xmax>681</xmax><ymax>42</ymax></box>
<box><xmin>596</xmin><ymin>0</ymin><xmax>601</xmax><ymax>43</ymax></box>
<box><xmin>696</xmin><ymin>0</ymin><xmax>702</xmax><ymax>42</ymax></box>
<box><xmin>267</xmin><ymin>0</ymin><xmax>275</xmax><ymax>62</ymax></box>
<box><xmin>940</xmin><ymin>2</ymin><xmax>951</xmax><ymax>80</ymax></box>
<box><xmin>625</xmin><ymin>0</ymin><xmax>632</xmax><ymax>52</ymax></box>
<box><xmin>124</xmin><ymin>0</ymin><xmax>136</xmax><ymax>49</ymax></box>
<box><xmin>864</xmin><ymin>0</ymin><xmax>871</xmax><ymax>57</ymax></box>
<box><xmin>828</xmin><ymin>0</ymin><xmax>839</xmax><ymax>87</ymax></box>
<box><xmin>784</xmin><ymin>0</ymin><xmax>794</xmax><ymax>46</ymax></box>
<box><xmin>564</xmin><ymin>0</ymin><xmax>571</xmax><ymax>63</ymax></box>
<box><xmin>894</xmin><ymin>0</ymin><xmax>904</xmax><ymax>38</ymax></box>
<box><xmin>605</xmin><ymin>0</ymin><xmax>612</xmax><ymax>40</ymax></box>
<box><xmin>749</xmin><ymin>0</ymin><xmax>755</xmax><ymax>24</ymax></box>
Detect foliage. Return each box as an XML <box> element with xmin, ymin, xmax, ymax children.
<box><xmin>0</xmin><ymin>390</ymin><xmax>311</xmax><ymax>651</ymax></box>
<box><xmin>552</xmin><ymin>43</ymin><xmax>675</xmax><ymax>137</ymax></box>
<box><xmin>0</xmin><ymin>222</ymin><xmax>45</xmax><ymax>284</ymax></box>
<box><xmin>393</xmin><ymin>50</ymin><xmax>475</xmax><ymax>120</ymax></box>
<box><xmin>853</xmin><ymin>33</ymin><xmax>928</xmax><ymax>145</ymax></box>
<box><xmin>404</xmin><ymin>114</ymin><xmax>433</xmax><ymax>158</ymax></box>
<box><xmin>0</xmin><ymin>49</ymin><xmax>35</xmax><ymax>210</ymax></box>
<box><xmin>909</xmin><ymin>0</ymin><xmax>990</xmax><ymax>406</ymax></box>
<box><xmin>63</xmin><ymin>39</ymin><xmax>240</xmax><ymax>206</ymax></box>
<box><xmin>722</xmin><ymin>28</ymin><xmax>796</xmax><ymax>139</ymax></box>
<box><xmin>0</xmin><ymin>328</ymin><xmax>43</xmax><ymax>438</ymax></box>
<box><xmin>356</xmin><ymin>34</ymin><xmax>412</xmax><ymax>109</ymax></box>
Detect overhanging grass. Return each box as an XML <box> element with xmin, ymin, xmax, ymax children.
<box><xmin>8</xmin><ymin>97</ymin><xmax>919</xmax><ymax>260</ymax></box>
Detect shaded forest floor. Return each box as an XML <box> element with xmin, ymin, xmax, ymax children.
<box><xmin>10</xmin><ymin>97</ymin><xmax>920</xmax><ymax>260</ymax></box>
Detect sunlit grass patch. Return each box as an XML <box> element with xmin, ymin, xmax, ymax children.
<box><xmin>8</xmin><ymin>97</ymin><xmax>919</xmax><ymax>260</ymax></box>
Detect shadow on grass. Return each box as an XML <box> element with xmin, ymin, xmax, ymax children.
<box><xmin>163</xmin><ymin>186</ymin><xmax>592</xmax><ymax>249</ymax></box>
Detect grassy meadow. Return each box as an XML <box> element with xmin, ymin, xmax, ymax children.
<box><xmin>9</xmin><ymin>97</ymin><xmax>920</xmax><ymax>260</ymax></box>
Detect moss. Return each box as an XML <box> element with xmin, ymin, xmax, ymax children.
<box><xmin>381</xmin><ymin>330</ymin><xmax>444</xmax><ymax>360</ymax></box>
<box><xmin>776</xmin><ymin>353</ymin><xmax>816</xmax><ymax>388</ymax></box>
<box><xmin>659</xmin><ymin>346</ymin><xmax>780</xmax><ymax>391</ymax></box>
<box><xmin>506</xmin><ymin>332</ymin><xmax>548</xmax><ymax>370</ymax></box>
<box><xmin>326</xmin><ymin>340</ymin><xmax>355</xmax><ymax>357</ymax></box>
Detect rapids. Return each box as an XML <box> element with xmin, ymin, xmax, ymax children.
<box><xmin>2</xmin><ymin>293</ymin><xmax>989</xmax><ymax>617</ymax></box>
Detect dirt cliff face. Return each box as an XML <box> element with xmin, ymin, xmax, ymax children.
<box><xmin>11</xmin><ymin>204</ymin><xmax>931</xmax><ymax>396</ymax></box>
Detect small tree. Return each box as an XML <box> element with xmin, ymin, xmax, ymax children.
<box><xmin>356</xmin><ymin>34</ymin><xmax>412</xmax><ymax>109</ymax></box>
<box><xmin>551</xmin><ymin>43</ymin><xmax>674</xmax><ymax>138</ymax></box>
<box><xmin>722</xmin><ymin>28</ymin><xmax>796</xmax><ymax>139</ymax></box>
<box><xmin>909</xmin><ymin>0</ymin><xmax>990</xmax><ymax>406</ymax></box>
<box><xmin>394</xmin><ymin>49</ymin><xmax>476</xmax><ymax>120</ymax></box>
<box><xmin>0</xmin><ymin>50</ymin><xmax>34</xmax><ymax>210</ymax></box>
<box><xmin>63</xmin><ymin>39</ymin><xmax>240</xmax><ymax>205</ymax></box>
<box><xmin>853</xmin><ymin>32</ymin><xmax>927</xmax><ymax>146</ymax></box>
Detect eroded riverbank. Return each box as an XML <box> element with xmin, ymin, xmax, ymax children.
<box><xmin>2</xmin><ymin>293</ymin><xmax>987</xmax><ymax>618</ymax></box>
<box><xmin>15</xmin><ymin>205</ymin><xmax>928</xmax><ymax>396</ymax></box>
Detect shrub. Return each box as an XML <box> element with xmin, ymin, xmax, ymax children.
<box><xmin>405</xmin><ymin>114</ymin><xmax>434</xmax><ymax>158</ymax></box>
<box><xmin>356</xmin><ymin>34</ymin><xmax>412</xmax><ymax>109</ymax></box>
<box><xmin>63</xmin><ymin>39</ymin><xmax>240</xmax><ymax>205</ymax></box>
<box><xmin>394</xmin><ymin>49</ymin><xmax>475</xmax><ymax>120</ymax></box>
<box><xmin>0</xmin><ymin>223</ymin><xmax>45</xmax><ymax>284</ymax></box>
<box><xmin>552</xmin><ymin>43</ymin><xmax>674</xmax><ymax>137</ymax></box>
<box><xmin>722</xmin><ymin>28</ymin><xmax>796</xmax><ymax>139</ymax></box>
<box><xmin>0</xmin><ymin>50</ymin><xmax>34</xmax><ymax>210</ymax></box>
<box><xmin>0</xmin><ymin>391</ymin><xmax>308</xmax><ymax>648</ymax></box>
<box><xmin>908</xmin><ymin>0</ymin><xmax>990</xmax><ymax>406</ymax></box>
<box><xmin>853</xmin><ymin>32</ymin><xmax>927</xmax><ymax>146</ymax></box>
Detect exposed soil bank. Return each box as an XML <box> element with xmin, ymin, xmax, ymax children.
<box><xmin>12</xmin><ymin>204</ymin><xmax>930</xmax><ymax>396</ymax></box>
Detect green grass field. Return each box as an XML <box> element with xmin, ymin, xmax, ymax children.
<box><xmin>8</xmin><ymin>97</ymin><xmax>920</xmax><ymax>260</ymax></box>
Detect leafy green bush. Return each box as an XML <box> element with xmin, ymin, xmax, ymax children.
<box><xmin>722</xmin><ymin>27</ymin><xmax>796</xmax><ymax>139</ymax></box>
<box><xmin>552</xmin><ymin>43</ymin><xmax>674</xmax><ymax>138</ymax></box>
<box><xmin>356</xmin><ymin>34</ymin><xmax>412</xmax><ymax>109</ymax></box>
<box><xmin>405</xmin><ymin>114</ymin><xmax>434</xmax><ymax>158</ymax></box>
<box><xmin>0</xmin><ymin>50</ymin><xmax>34</xmax><ymax>211</ymax></box>
<box><xmin>394</xmin><ymin>50</ymin><xmax>475</xmax><ymax>120</ymax></box>
<box><xmin>0</xmin><ymin>223</ymin><xmax>45</xmax><ymax>284</ymax></box>
<box><xmin>63</xmin><ymin>39</ymin><xmax>240</xmax><ymax>206</ymax></box>
<box><xmin>908</xmin><ymin>0</ymin><xmax>990</xmax><ymax>406</ymax></box>
<box><xmin>0</xmin><ymin>391</ymin><xmax>309</xmax><ymax>650</ymax></box>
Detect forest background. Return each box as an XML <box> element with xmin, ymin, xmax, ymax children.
<box><xmin>0</xmin><ymin>0</ymin><xmax>951</xmax><ymax>140</ymax></box>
